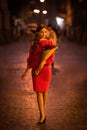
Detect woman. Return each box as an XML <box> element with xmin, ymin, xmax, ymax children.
<box><xmin>21</xmin><ymin>24</ymin><xmax>56</xmax><ymax>124</ymax></box>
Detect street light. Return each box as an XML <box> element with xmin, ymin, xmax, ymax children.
<box><xmin>40</xmin><ymin>0</ymin><xmax>45</xmax><ymax>2</ymax></box>
<box><xmin>33</xmin><ymin>9</ymin><xmax>40</xmax><ymax>14</ymax></box>
<box><xmin>33</xmin><ymin>9</ymin><xmax>47</xmax><ymax>14</ymax></box>
<box><xmin>42</xmin><ymin>10</ymin><xmax>47</xmax><ymax>14</ymax></box>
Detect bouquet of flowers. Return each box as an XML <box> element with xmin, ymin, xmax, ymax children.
<box><xmin>35</xmin><ymin>46</ymin><xmax>58</xmax><ymax>75</ymax></box>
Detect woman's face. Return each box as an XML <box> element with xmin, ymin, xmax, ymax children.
<box><xmin>38</xmin><ymin>28</ymin><xmax>49</xmax><ymax>39</ymax></box>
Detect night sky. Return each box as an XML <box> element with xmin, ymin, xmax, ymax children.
<box><xmin>7</xmin><ymin>0</ymin><xmax>30</xmax><ymax>14</ymax></box>
<box><xmin>7</xmin><ymin>0</ymin><xmax>87</xmax><ymax>17</ymax></box>
<box><xmin>7</xmin><ymin>0</ymin><xmax>62</xmax><ymax>15</ymax></box>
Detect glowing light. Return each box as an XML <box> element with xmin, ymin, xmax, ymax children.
<box><xmin>56</xmin><ymin>17</ymin><xmax>64</xmax><ymax>29</ymax></box>
<box><xmin>42</xmin><ymin>10</ymin><xmax>47</xmax><ymax>14</ymax></box>
<box><xmin>40</xmin><ymin>0</ymin><xmax>45</xmax><ymax>2</ymax></box>
<box><xmin>33</xmin><ymin>9</ymin><xmax>40</xmax><ymax>14</ymax></box>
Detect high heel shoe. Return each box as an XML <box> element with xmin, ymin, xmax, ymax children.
<box><xmin>37</xmin><ymin>117</ymin><xmax>46</xmax><ymax>125</ymax></box>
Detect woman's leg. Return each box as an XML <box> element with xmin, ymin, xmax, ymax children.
<box><xmin>37</xmin><ymin>92</ymin><xmax>45</xmax><ymax>122</ymax></box>
<box><xmin>43</xmin><ymin>92</ymin><xmax>48</xmax><ymax>108</ymax></box>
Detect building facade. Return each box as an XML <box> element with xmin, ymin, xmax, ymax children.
<box><xmin>0</xmin><ymin>0</ymin><xmax>11</xmax><ymax>44</ymax></box>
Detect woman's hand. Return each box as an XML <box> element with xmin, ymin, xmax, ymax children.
<box><xmin>35</xmin><ymin>66</ymin><xmax>42</xmax><ymax>76</ymax></box>
<box><xmin>35</xmin><ymin>61</ymin><xmax>46</xmax><ymax>76</ymax></box>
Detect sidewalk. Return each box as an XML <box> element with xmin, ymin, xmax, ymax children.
<box><xmin>0</xmin><ymin>37</ymin><xmax>87</xmax><ymax>130</ymax></box>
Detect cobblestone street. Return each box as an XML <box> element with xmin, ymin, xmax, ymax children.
<box><xmin>0</xmin><ymin>37</ymin><xmax>87</xmax><ymax>130</ymax></box>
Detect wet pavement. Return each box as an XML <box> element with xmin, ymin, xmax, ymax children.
<box><xmin>0</xmin><ymin>37</ymin><xmax>87</xmax><ymax>130</ymax></box>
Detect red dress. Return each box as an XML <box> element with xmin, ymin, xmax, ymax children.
<box><xmin>27</xmin><ymin>39</ymin><xmax>54</xmax><ymax>92</ymax></box>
